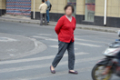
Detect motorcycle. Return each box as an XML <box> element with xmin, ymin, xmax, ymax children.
<box><xmin>92</xmin><ymin>31</ymin><xmax>120</xmax><ymax>80</ymax></box>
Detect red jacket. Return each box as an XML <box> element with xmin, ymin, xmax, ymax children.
<box><xmin>55</xmin><ymin>15</ymin><xmax>76</xmax><ymax>43</ymax></box>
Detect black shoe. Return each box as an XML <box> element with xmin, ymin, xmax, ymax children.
<box><xmin>50</xmin><ymin>66</ymin><xmax>56</xmax><ymax>74</ymax></box>
<box><xmin>69</xmin><ymin>71</ymin><xmax>78</xmax><ymax>74</ymax></box>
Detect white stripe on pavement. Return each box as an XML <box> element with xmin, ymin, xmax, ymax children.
<box><xmin>38</xmin><ymin>34</ymin><xmax>52</xmax><ymax>36</ymax></box>
<box><xmin>33</xmin><ymin>35</ymin><xmax>57</xmax><ymax>42</ymax></box>
<box><xmin>33</xmin><ymin>36</ymin><xmax>58</xmax><ymax>41</ymax></box>
<box><xmin>50</xmin><ymin>45</ymin><xmax>58</xmax><ymax>48</ymax></box>
<box><xmin>33</xmin><ymin>36</ymin><xmax>101</xmax><ymax>47</ymax></box>
<box><xmin>75</xmin><ymin>42</ymin><xmax>101</xmax><ymax>47</ymax></box>
<box><xmin>75</xmin><ymin>38</ymin><xmax>106</xmax><ymax>44</ymax></box>
<box><xmin>49</xmin><ymin>45</ymin><xmax>78</xmax><ymax>50</ymax></box>
<box><xmin>7</xmin><ymin>67</ymin><xmax>92</xmax><ymax>80</ymax></box>
<box><xmin>33</xmin><ymin>35</ymin><xmax>106</xmax><ymax>44</ymax></box>
<box><xmin>0</xmin><ymin>56</ymin><xmax>102</xmax><ymax>73</ymax></box>
<box><xmin>0</xmin><ymin>52</ymin><xmax>88</xmax><ymax>65</ymax></box>
<box><xmin>46</xmin><ymin>39</ymin><xmax>58</xmax><ymax>41</ymax></box>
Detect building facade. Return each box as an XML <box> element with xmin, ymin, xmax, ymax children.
<box><xmin>0</xmin><ymin>0</ymin><xmax>6</xmax><ymax>16</ymax></box>
<box><xmin>0</xmin><ymin>0</ymin><xmax>120</xmax><ymax>27</ymax></box>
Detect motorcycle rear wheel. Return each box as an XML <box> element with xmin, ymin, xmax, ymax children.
<box><xmin>92</xmin><ymin>65</ymin><xmax>112</xmax><ymax>80</ymax></box>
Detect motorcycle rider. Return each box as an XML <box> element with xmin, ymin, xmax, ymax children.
<box><xmin>103</xmin><ymin>31</ymin><xmax>120</xmax><ymax>75</ymax></box>
<box><xmin>102</xmin><ymin>52</ymin><xmax>120</xmax><ymax>75</ymax></box>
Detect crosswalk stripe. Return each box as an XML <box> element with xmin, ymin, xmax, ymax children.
<box><xmin>75</xmin><ymin>42</ymin><xmax>101</xmax><ymax>47</ymax></box>
<box><xmin>0</xmin><ymin>52</ymin><xmax>88</xmax><ymax>65</ymax></box>
<box><xmin>38</xmin><ymin>34</ymin><xmax>52</xmax><ymax>36</ymax></box>
<box><xmin>0</xmin><ymin>56</ymin><xmax>102</xmax><ymax>73</ymax></box>
<box><xmin>49</xmin><ymin>45</ymin><xmax>78</xmax><ymax>50</ymax></box>
<box><xmin>33</xmin><ymin>36</ymin><xmax>101</xmax><ymax>47</ymax></box>
<box><xmin>33</xmin><ymin>36</ymin><xmax>58</xmax><ymax>41</ymax></box>
<box><xmin>33</xmin><ymin>35</ymin><xmax>106</xmax><ymax>44</ymax></box>
<box><xmin>75</xmin><ymin>38</ymin><xmax>106</xmax><ymax>44</ymax></box>
<box><xmin>46</xmin><ymin>39</ymin><xmax>58</xmax><ymax>41</ymax></box>
<box><xmin>7</xmin><ymin>67</ymin><xmax>92</xmax><ymax>80</ymax></box>
<box><xmin>50</xmin><ymin>45</ymin><xmax>58</xmax><ymax>48</ymax></box>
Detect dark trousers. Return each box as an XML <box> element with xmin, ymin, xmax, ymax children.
<box><xmin>52</xmin><ymin>41</ymin><xmax>75</xmax><ymax>70</ymax></box>
<box><xmin>117</xmin><ymin>52</ymin><xmax>120</xmax><ymax>66</ymax></box>
<box><xmin>40</xmin><ymin>13</ymin><xmax>47</xmax><ymax>25</ymax></box>
<box><xmin>46</xmin><ymin>10</ymin><xmax>50</xmax><ymax>22</ymax></box>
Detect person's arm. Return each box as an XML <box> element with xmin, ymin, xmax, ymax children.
<box><xmin>55</xmin><ymin>17</ymin><xmax>64</xmax><ymax>35</ymax></box>
<box><xmin>39</xmin><ymin>5</ymin><xmax>42</xmax><ymax>10</ymax></box>
<box><xmin>48</xmin><ymin>1</ymin><xmax>51</xmax><ymax>7</ymax></box>
<box><xmin>73</xmin><ymin>18</ymin><xmax>76</xmax><ymax>30</ymax></box>
<box><xmin>46</xmin><ymin>1</ymin><xmax>50</xmax><ymax>8</ymax></box>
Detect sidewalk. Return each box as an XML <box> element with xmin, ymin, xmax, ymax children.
<box><xmin>0</xmin><ymin>15</ymin><xmax>119</xmax><ymax>33</ymax></box>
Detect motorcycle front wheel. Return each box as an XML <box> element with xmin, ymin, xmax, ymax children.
<box><xmin>92</xmin><ymin>65</ymin><xmax>112</xmax><ymax>80</ymax></box>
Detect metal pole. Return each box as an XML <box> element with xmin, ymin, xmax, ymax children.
<box><xmin>104</xmin><ymin>0</ymin><xmax>107</xmax><ymax>25</ymax></box>
<box><xmin>33</xmin><ymin>0</ymin><xmax>35</xmax><ymax>19</ymax></box>
<box><xmin>1</xmin><ymin>0</ymin><xmax>2</xmax><ymax>16</ymax></box>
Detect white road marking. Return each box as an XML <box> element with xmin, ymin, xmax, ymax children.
<box><xmin>46</xmin><ymin>39</ymin><xmax>58</xmax><ymax>41</ymax></box>
<box><xmin>7</xmin><ymin>67</ymin><xmax>92</xmax><ymax>80</ymax></box>
<box><xmin>75</xmin><ymin>42</ymin><xmax>101</xmax><ymax>47</ymax></box>
<box><xmin>33</xmin><ymin>35</ymin><xmax>106</xmax><ymax>43</ymax></box>
<box><xmin>7</xmin><ymin>49</ymin><xmax>18</xmax><ymax>52</ymax></box>
<box><xmin>50</xmin><ymin>45</ymin><xmax>58</xmax><ymax>48</ymax></box>
<box><xmin>33</xmin><ymin>36</ymin><xmax>58</xmax><ymax>41</ymax></box>
<box><xmin>0</xmin><ymin>56</ymin><xmax>102</xmax><ymax>73</ymax></box>
<box><xmin>38</xmin><ymin>34</ymin><xmax>52</xmax><ymax>36</ymax></box>
<box><xmin>0</xmin><ymin>52</ymin><xmax>88</xmax><ymax>65</ymax></box>
<box><xmin>49</xmin><ymin>45</ymin><xmax>78</xmax><ymax>50</ymax></box>
<box><xmin>9</xmin><ymin>54</ymin><xmax>15</xmax><ymax>57</ymax></box>
<box><xmin>33</xmin><ymin>36</ymin><xmax>101</xmax><ymax>47</ymax></box>
<box><xmin>0</xmin><ymin>37</ymin><xmax>18</xmax><ymax>42</ymax></box>
<box><xmin>75</xmin><ymin>38</ymin><xmax>106</xmax><ymax>43</ymax></box>
<box><xmin>33</xmin><ymin>36</ymin><xmax>49</xmax><ymax>39</ymax></box>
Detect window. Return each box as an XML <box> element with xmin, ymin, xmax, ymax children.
<box><xmin>85</xmin><ymin>0</ymin><xmax>95</xmax><ymax>22</ymax></box>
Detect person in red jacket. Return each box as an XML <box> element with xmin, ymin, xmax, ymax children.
<box><xmin>50</xmin><ymin>5</ymin><xmax>78</xmax><ymax>74</ymax></box>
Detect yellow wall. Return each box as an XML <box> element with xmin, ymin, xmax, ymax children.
<box><xmin>0</xmin><ymin>0</ymin><xmax>6</xmax><ymax>9</ymax></box>
<box><xmin>0</xmin><ymin>0</ymin><xmax>1</xmax><ymax>9</ymax></box>
<box><xmin>76</xmin><ymin>0</ymin><xmax>85</xmax><ymax>15</ymax></box>
<box><xmin>107</xmin><ymin>0</ymin><xmax>120</xmax><ymax>17</ymax></box>
<box><xmin>31</xmin><ymin>0</ymin><xmax>120</xmax><ymax>17</ymax></box>
<box><xmin>95</xmin><ymin>0</ymin><xmax>120</xmax><ymax>17</ymax></box>
<box><xmin>31</xmin><ymin>0</ymin><xmax>67</xmax><ymax>13</ymax></box>
<box><xmin>95</xmin><ymin>0</ymin><xmax>104</xmax><ymax>16</ymax></box>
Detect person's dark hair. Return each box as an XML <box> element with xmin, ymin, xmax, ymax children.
<box><xmin>64</xmin><ymin>4</ymin><xmax>74</xmax><ymax>13</ymax></box>
<box><xmin>42</xmin><ymin>0</ymin><xmax>45</xmax><ymax>2</ymax></box>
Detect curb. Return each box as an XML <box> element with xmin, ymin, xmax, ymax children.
<box><xmin>77</xmin><ymin>26</ymin><xmax>117</xmax><ymax>33</ymax></box>
<box><xmin>0</xmin><ymin>18</ymin><xmax>117</xmax><ymax>33</ymax></box>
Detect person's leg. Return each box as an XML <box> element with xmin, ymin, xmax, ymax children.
<box><xmin>43</xmin><ymin>14</ymin><xmax>45</xmax><ymax>24</ymax></box>
<box><xmin>67</xmin><ymin>41</ymin><xmax>75</xmax><ymax>70</ymax></box>
<box><xmin>52</xmin><ymin>41</ymin><xmax>68</xmax><ymax>68</ymax></box>
<box><xmin>40</xmin><ymin>13</ymin><xmax>43</xmax><ymax>25</ymax></box>
<box><xmin>46</xmin><ymin>10</ymin><xmax>50</xmax><ymax>23</ymax></box>
<box><xmin>44</xmin><ymin>13</ymin><xmax>47</xmax><ymax>25</ymax></box>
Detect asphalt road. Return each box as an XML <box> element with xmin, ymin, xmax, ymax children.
<box><xmin>0</xmin><ymin>20</ymin><xmax>119</xmax><ymax>80</ymax></box>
